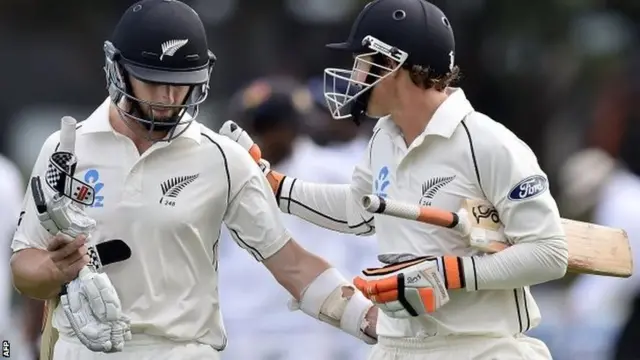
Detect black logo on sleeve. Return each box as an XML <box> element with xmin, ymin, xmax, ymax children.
<box><xmin>159</xmin><ymin>174</ymin><xmax>199</xmax><ymax>207</ymax></box>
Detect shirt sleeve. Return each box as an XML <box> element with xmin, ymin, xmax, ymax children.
<box><xmin>11</xmin><ymin>132</ymin><xmax>60</xmax><ymax>252</ymax></box>
<box><xmin>276</xmin><ymin>149</ymin><xmax>375</xmax><ymax>236</ymax></box>
<box><xmin>223</xmin><ymin>145</ymin><xmax>292</xmax><ymax>261</ymax></box>
<box><xmin>463</xmin><ymin>117</ymin><xmax>568</xmax><ymax>290</ymax></box>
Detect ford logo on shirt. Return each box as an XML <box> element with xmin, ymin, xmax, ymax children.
<box><xmin>508</xmin><ymin>175</ymin><xmax>548</xmax><ymax>201</ymax></box>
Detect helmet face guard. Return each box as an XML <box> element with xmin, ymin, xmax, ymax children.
<box><xmin>103</xmin><ymin>41</ymin><xmax>215</xmax><ymax>141</ymax></box>
<box><xmin>323</xmin><ymin>36</ymin><xmax>408</xmax><ymax>121</ymax></box>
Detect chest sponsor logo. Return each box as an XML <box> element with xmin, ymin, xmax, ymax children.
<box><xmin>374</xmin><ymin>166</ymin><xmax>391</xmax><ymax>198</ymax></box>
<box><xmin>84</xmin><ymin>169</ymin><xmax>105</xmax><ymax>207</ymax></box>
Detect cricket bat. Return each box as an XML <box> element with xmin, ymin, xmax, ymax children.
<box><xmin>362</xmin><ymin>194</ymin><xmax>633</xmax><ymax>278</ymax></box>
<box><xmin>40</xmin><ymin>298</ymin><xmax>59</xmax><ymax>360</ymax></box>
<box><xmin>39</xmin><ymin>116</ymin><xmax>77</xmax><ymax>360</ymax></box>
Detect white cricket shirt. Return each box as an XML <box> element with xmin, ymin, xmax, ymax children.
<box><xmin>277</xmin><ymin>88</ymin><xmax>566</xmax><ymax>337</ymax></box>
<box><xmin>11</xmin><ymin>98</ymin><xmax>291</xmax><ymax>349</ymax></box>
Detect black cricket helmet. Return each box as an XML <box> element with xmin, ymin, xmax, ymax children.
<box><xmin>104</xmin><ymin>0</ymin><xmax>216</xmax><ymax>140</ymax></box>
<box><xmin>323</xmin><ymin>0</ymin><xmax>455</xmax><ymax>121</ymax></box>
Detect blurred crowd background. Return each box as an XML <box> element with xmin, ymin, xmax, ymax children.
<box><xmin>1</xmin><ymin>0</ymin><xmax>639</xmax><ymax>359</ymax></box>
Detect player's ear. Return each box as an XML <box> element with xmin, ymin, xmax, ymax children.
<box><xmin>386</xmin><ymin>58</ymin><xmax>403</xmax><ymax>79</ymax></box>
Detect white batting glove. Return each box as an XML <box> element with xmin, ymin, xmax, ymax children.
<box><xmin>109</xmin><ymin>315</ymin><xmax>132</xmax><ymax>351</ymax></box>
<box><xmin>33</xmin><ymin>175</ymin><xmax>131</xmax><ymax>352</ymax></box>
<box><xmin>218</xmin><ymin>120</ymin><xmax>285</xmax><ymax>193</ymax></box>
<box><xmin>354</xmin><ymin>256</ymin><xmax>470</xmax><ymax>318</ymax></box>
<box><xmin>60</xmin><ymin>270</ymin><xmax>113</xmax><ymax>352</ymax></box>
<box><xmin>37</xmin><ymin>195</ymin><xmax>97</xmax><ymax>239</ymax></box>
<box><xmin>61</xmin><ymin>267</ymin><xmax>131</xmax><ymax>352</ymax></box>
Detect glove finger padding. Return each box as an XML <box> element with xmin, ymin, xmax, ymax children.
<box><xmin>107</xmin><ymin>319</ymin><xmax>129</xmax><ymax>352</ymax></box>
<box><xmin>62</xmin><ymin>280</ymin><xmax>114</xmax><ymax>352</ymax></box>
<box><xmin>63</xmin><ymin>269</ymin><xmax>131</xmax><ymax>353</ymax></box>
<box><xmin>92</xmin><ymin>273</ymin><xmax>123</xmax><ymax>321</ymax></box>
<box><xmin>78</xmin><ymin>270</ymin><xmax>123</xmax><ymax>322</ymax></box>
<box><xmin>354</xmin><ymin>256</ymin><xmax>450</xmax><ymax>318</ymax></box>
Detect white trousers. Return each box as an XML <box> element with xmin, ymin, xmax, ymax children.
<box><xmin>369</xmin><ymin>334</ymin><xmax>552</xmax><ymax>360</ymax></box>
<box><xmin>53</xmin><ymin>333</ymin><xmax>221</xmax><ymax>360</ymax></box>
<box><xmin>221</xmin><ymin>330</ymin><xmax>372</xmax><ymax>360</ymax></box>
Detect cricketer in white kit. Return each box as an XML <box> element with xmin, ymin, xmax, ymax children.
<box><xmin>9</xmin><ymin>1</ymin><xmax>378</xmax><ymax>359</ymax></box>
<box><xmin>221</xmin><ymin>0</ymin><xmax>569</xmax><ymax>359</ymax></box>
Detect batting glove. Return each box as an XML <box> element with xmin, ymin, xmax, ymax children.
<box><xmin>218</xmin><ymin>120</ymin><xmax>285</xmax><ymax>194</ymax></box>
<box><xmin>354</xmin><ymin>256</ymin><xmax>469</xmax><ymax>318</ymax></box>
<box><xmin>33</xmin><ymin>173</ymin><xmax>132</xmax><ymax>353</ymax></box>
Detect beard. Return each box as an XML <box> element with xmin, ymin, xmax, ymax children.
<box><xmin>132</xmin><ymin>103</ymin><xmax>184</xmax><ymax>131</ymax></box>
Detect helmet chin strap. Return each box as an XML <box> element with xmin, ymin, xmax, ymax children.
<box><xmin>349</xmin><ymin>87</ymin><xmax>372</xmax><ymax>126</ymax></box>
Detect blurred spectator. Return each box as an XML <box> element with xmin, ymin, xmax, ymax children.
<box><xmin>561</xmin><ymin>51</ymin><xmax>640</xmax><ymax>360</ymax></box>
<box><xmin>226</xmin><ymin>76</ymin><xmax>307</xmax><ymax>165</ymax></box>
<box><xmin>0</xmin><ymin>154</ymin><xmax>34</xmax><ymax>359</ymax></box>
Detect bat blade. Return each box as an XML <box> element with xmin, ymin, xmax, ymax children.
<box><xmin>462</xmin><ymin>198</ymin><xmax>633</xmax><ymax>278</ymax></box>
<box><xmin>560</xmin><ymin>218</ymin><xmax>632</xmax><ymax>277</ymax></box>
<box><xmin>40</xmin><ymin>297</ymin><xmax>59</xmax><ymax>360</ymax></box>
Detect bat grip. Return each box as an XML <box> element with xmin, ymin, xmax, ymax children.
<box><xmin>362</xmin><ymin>195</ymin><xmax>459</xmax><ymax>228</ymax></box>
<box><xmin>59</xmin><ymin>116</ymin><xmax>77</xmax><ymax>154</ymax></box>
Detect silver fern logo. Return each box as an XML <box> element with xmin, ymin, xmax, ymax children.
<box><xmin>160</xmin><ymin>39</ymin><xmax>189</xmax><ymax>60</ymax></box>
<box><xmin>419</xmin><ymin>175</ymin><xmax>456</xmax><ymax>206</ymax></box>
<box><xmin>160</xmin><ymin>174</ymin><xmax>199</xmax><ymax>206</ymax></box>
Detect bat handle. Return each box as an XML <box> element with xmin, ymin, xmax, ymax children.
<box><xmin>59</xmin><ymin>116</ymin><xmax>77</xmax><ymax>153</ymax></box>
<box><xmin>362</xmin><ymin>194</ymin><xmax>469</xmax><ymax>231</ymax></box>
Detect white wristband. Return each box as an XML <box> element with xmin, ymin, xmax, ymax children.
<box><xmin>295</xmin><ymin>268</ymin><xmax>376</xmax><ymax>344</ymax></box>
<box><xmin>299</xmin><ymin>267</ymin><xmax>343</xmax><ymax>316</ymax></box>
<box><xmin>340</xmin><ymin>290</ymin><xmax>376</xmax><ymax>344</ymax></box>
<box><xmin>462</xmin><ymin>257</ymin><xmax>478</xmax><ymax>291</ymax></box>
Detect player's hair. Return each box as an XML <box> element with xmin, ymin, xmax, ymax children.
<box><xmin>408</xmin><ymin>64</ymin><xmax>461</xmax><ymax>91</ymax></box>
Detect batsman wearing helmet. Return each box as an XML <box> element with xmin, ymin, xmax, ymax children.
<box><xmin>10</xmin><ymin>1</ymin><xmax>378</xmax><ymax>359</ymax></box>
<box><xmin>221</xmin><ymin>0</ymin><xmax>568</xmax><ymax>358</ymax></box>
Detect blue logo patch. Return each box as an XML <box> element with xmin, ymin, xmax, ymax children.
<box><xmin>374</xmin><ymin>166</ymin><xmax>391</xmax><ymax>198</ymax></box>
<box><xmin>84</xmin><ymin>169</ymin><xmax>105</xmax><ymax>207</ymax></box>
<box><xmin>508</xmin><ymin>175</ymin><xmax>548</xmax><ymax>201</ymax></box>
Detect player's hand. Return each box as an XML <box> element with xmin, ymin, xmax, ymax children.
<box><xmin>47</xmin><ymin>234</ymin><xmax>90</xmax><ymax>283</ymax></box>
<box><xmin>218</xmin><ymin>120</ymin><xmax>285</xmax><ymax>193</ymax></box>
<box><xmin>354</xmin><ymin>256</ymin><xmax>465</xmax><ymax>318</ymax></box>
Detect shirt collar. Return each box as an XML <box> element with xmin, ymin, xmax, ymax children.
<box><xmin>374</xmin><ymin>88</ymin><xmax>474</xmax><ymax>139</ymax></box>
<box><xmin>80</xmin><ymin>97</ymin><xmax>201</xmax><ymax>144</ymax></box>
<box><xmin>422</xmin><ymin>88</ymin><xmax>473</xmax><ymax>138</ymax></box>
